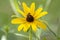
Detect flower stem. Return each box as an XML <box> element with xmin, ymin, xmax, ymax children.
<box><xmin>29</xmin><ymin>28</ymin><xmax>32</xmax><ymax>40</ymax></box>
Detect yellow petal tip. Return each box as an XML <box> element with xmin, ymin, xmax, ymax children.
<box><xmin>11</xmin><ymin>20</ymin><xmax>14</xmax><ymax>24</ymax></box>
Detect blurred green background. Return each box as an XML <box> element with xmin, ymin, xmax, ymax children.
<box><xmin>0</xmin><ymin>0</ymin><xmax>60</xmax><ymax>40</ymax></box>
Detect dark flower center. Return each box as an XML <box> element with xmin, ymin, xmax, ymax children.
<box><xmin>26</xmin><ymin>13</ymin><xmax>34</xmax><ymax>22</ymax></box>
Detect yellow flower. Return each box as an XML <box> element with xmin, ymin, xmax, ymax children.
<box><xmin>11</xmin><ymin>2</ymin><xmax>48</xmax><ymax>32</ymax></box>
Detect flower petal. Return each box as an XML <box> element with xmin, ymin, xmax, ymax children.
<box><xmin>23</xmin><ymin>23</ymin><xmax>30</xmax><ymax>32</ymax></box>
<box><xmin>36</xmin><ymin>20</ymin><xmax>47</xmax><ymax>30</ymax></box>
<box><xmin>22</xmin><ymin>2</ymin><xmax>30</xmax><ymax>16</ymax></box>
<box><xmin>31</xmin><ymin>22</ymin><xmax>37</xmax><ymax>32</ymax></box>
<box><xmin>18</xmin><ymin>9</ymin><xmax>26</xmax><ymax>17</ymax></box>
<box><xmin>35</xmin><ymin>11</ymin><xmax>48</xmax><ymax>19</ymax></box>
<box><xmin>30</xmin><ymin>3</ymin><xmax>35</xmax><ymax>15</ymax></box>
<box><xmin>18</xmin><ymin>24</ymin><xmax>24</xmax><ymax>31</ymax></box>
<box><xmin>34</xmin><ymin>8</ymin><xmax>43</xmax><ymax>17</ymax></box>
<box><xmin>14</xmin><ymin>1</ymin><xmax>24</xmax><ymax>17</ymax></box>
<box><xmin>11</xmin><ymin>18</ymin><xmax>25</xmax><ymax>24</ymax></box>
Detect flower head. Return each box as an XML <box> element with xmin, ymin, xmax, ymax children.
<box><xmin>11</xmin><ymin>2</ymin><xmax>48</xmax><ymax>32</ymax></box>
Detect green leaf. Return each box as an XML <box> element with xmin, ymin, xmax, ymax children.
<box><xmin>0</xmin><ymin>30</ymin><xmax>5</xmax><ymax>40</ymax></box>
<box><xmin>7</xmin><ymin>33</ymin><xmax>29</xmax><ymax>40</ymax></box>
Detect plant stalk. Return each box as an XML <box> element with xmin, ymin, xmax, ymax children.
<box><xmin>29</xmin><ymin>28</ymin><xmax>32</xmax><ymax>40</ymax></box>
